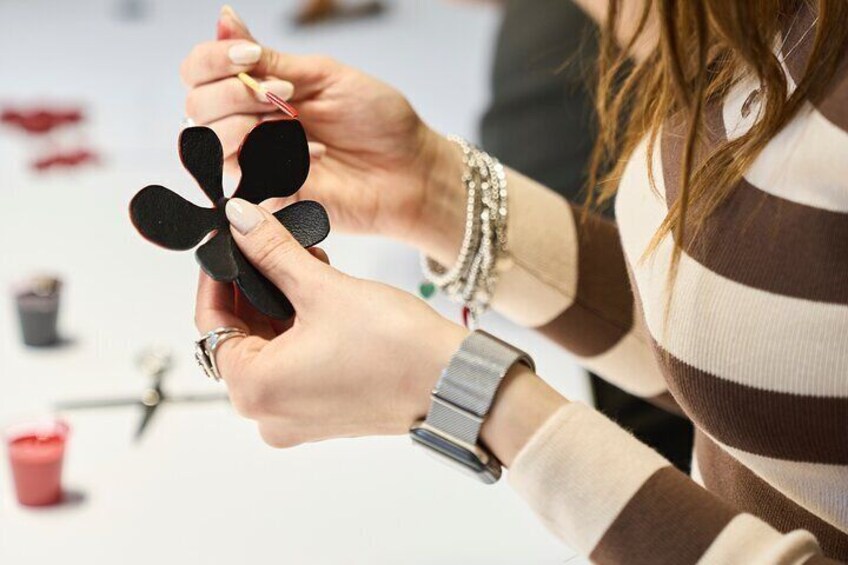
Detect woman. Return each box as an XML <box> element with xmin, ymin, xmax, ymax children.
<box><xmin>182</xmin><ymin>2</ymin><xmax>848</xmax><ymax>562</ymax></box>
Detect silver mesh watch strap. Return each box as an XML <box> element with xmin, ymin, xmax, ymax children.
<box><xmin>425</xmin><ymin>331</ymin><xmax>535</xmax><ymax>446</ymax></box>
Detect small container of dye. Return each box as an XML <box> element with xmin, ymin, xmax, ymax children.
<box><xmin>5</xmin><ymin>419</ymin><xmax>70</xmax><ymax>506</ymax></box>
<box><xmin>14</xmin><ymin>275</ymin><xmax>62</xmax><ymax>347</ymax></box>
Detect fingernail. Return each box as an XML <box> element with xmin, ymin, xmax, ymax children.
<box><xmin>226</xmin><ymin>198</ymin><xmax>264</xmax><ymax>234</ymax></box>
<box><xmin>254</xmin><ymin>80</ymin><xmax>294</xmax><ymax>103</ymax></box>
<box><xmin>228</xmin><ymin>42</ymin><xmax>261</xmax><ymax>65</ymax></box>
<box><xmin>220</xmin><ymin>5</ymin><xmax>245</xmax><ymax>27</ymax></box>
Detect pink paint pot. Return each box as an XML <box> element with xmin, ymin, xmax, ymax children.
<box><xmin>5</xmin><ymin>419</ymin><xmax>69</xmax><ymax>506</ymax></box>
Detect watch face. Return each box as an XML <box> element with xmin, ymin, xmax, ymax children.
<box><xmin>410</xmin><ymin>424</ymin><xmax>501</xmax><ymax>484</ymax></box>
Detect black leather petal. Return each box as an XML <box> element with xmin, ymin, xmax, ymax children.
<box><xmin>234</xmin><ymin>120</ymin><xmax>310</xmax><ymax>204</ymax></box>
<box><xmin>129</xmin><ymin>185</ymin><xmax>218</xmax><ymax>250</ymax></box>
<box><xmin>179</xmin><ymin>127</ymin><xmax>225</xmax><ymax>204</ymax></box>
<box><xmin>195</xmin><ymin>229</ymin><xmax>239</xmax><ymax>282</ymax></box>
<box><xmin>273</xmin><ymin>200</ymin><xmax>330</xmax><ymax>248</ymax></box>
<box><xmin>233</xmin><ymin>248</ymin><xmax>295</xmax><ymax>319</ymax></box>
<box><xmin>130</xmin><ymin>120</ymin><xmax>327</xmax><ymax>323</ymax></box>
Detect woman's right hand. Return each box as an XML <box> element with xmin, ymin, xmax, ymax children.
<box><xmin>180</xmin><ymin>6</ymin><xmax>465</xmax><ymax>256</ymax></box>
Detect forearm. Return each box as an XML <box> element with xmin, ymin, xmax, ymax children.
<box><xmin>403</xmin><ymin>131</ymin><xmax>466</xmax><ymax>265</ymax></box>
<box><xmin>424</xmin><ymin>341</ymin><xmax>822</xmax><ymax>562</ymax></box>
<box><xmin>410</xmin><ymin>134</ymin><xmax>668</xmax><ymax>400</ymax></box>
<box><xmin>407</xmin><ymin>324</ymin><xmax>823</xmax><ymax>562</ymax></box>
<box><xmin>411</xmin><ymin>133</ymin><xmax>581</xmax><ymax>331</ymax></box>
<box><xmin>481</xmin><ymin>365</ymin><xmax>567</xmax><ymax>467</ymax></box>
<box><xmin>507</xmin><ymin>401</ymin><xmax>826</xmax><ymax>563</ymax></box>
<box><xmin>498</xmin><ymin>178</ymin><xmax>671</xmax><ymax>402</ymax></box>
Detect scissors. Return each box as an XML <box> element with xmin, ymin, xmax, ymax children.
<box><xmin>56</xmin><ymin>347</ymin><xmax>227</xmax><ymax>441</ymax></box>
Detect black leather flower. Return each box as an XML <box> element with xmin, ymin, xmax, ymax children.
<box><xmin>129</xmin><ymin>119</ymin><xmax>330</xmax><ymax>319</ymax></box>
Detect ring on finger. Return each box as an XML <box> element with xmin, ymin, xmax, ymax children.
<box><xmin>195</xmin><ymin>326</ymin><xmax>248</xmax><ymax>381</ymax></box>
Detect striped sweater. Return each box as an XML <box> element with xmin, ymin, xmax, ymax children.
<box><xmin>492</xmin><ymin>5</ymin><xmax>848</xmax><ymax>563</ymax></box>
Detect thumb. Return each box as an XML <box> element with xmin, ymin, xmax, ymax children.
<box><xmin>225</xmin><ymin>198</ymin><xmax>325</xmax><ymax>302</ymax></box>
<box><xmin>217</xmin><ymin>5</ymin><xmax>255</xmax><ymax>41</ymax></box>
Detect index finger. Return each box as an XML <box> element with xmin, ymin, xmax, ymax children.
<box><xmin>180</xmin><ymin>40</ymin><xmax>262</xmax><ymax>87</ymax></box>
<box><xmin>181</xmin><ymin>40</ymin><xmax>337</xmax><ymax>92</ymax></box>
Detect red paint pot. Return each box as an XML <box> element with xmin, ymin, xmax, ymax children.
<box><xmin>5</xmin><ymin>420</ymin><xmax>69</xmax><ymax>506</ymax></box>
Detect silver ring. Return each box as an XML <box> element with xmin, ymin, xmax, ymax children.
<box><xmin>195</xmin><ymin>326</ymin><xmax>248</xmax><ymax>381</ymax></box>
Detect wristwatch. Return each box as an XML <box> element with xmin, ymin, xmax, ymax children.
<box><xmin>410</xmin><ymin>330</ymin><xmax>534</xmax><ymax>484</ymax></box>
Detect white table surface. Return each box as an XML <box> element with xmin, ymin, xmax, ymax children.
<box><xmin>0</xmin><ymin>1</ymin><xmax>591</xmax><ymax>563</ymax></box>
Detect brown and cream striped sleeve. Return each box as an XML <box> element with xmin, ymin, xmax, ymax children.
<box><xmin>509</xmin><ymin>402</ymin><xmax>829</xmax><ymax>564</ymax></box>
<box><xmin>491</xmin><ymin>169</ymin><xmax>672</xmax><ymax>404</ymax></box>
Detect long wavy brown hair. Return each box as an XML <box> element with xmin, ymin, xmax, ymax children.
<box><xmin>586</xmin><ymin>0</ymin><xmax>848</xmax><ymax>279</ymax></box>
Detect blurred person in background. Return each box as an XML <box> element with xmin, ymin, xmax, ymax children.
<box><xmin>480</xmin><ymin>0</ymin><xmax>693</xmax><ymax>473</ymax></box>
<box><xmin>182</xmin><ymin>2</ymin><xmax>848</xmax><ymax>562</ymax></box>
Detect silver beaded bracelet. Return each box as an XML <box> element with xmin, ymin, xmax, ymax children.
<box><xmin>420</xmin><ymin>138</ymin><xmax>482</xmax><ymax>290</ymax></box>
<box><xmin>420</xmin><ymin>136</ymin><xmax>509</xmax><ymax>329</ymax></box>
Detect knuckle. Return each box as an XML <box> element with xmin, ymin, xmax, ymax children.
<box><xmin>199</xmin><ymin>56</ymin><xmax>217</xmax><ymax>83</ymax></box>
<box><xmin>259</xmin><ymin>425</ymin><xmax>301</xmax><ymax>449</ymax></box>
<box><xmin>311</xmin><ymin>54</ymin><xmax>336</xmax><ymax>69</ymax></box>
<box><xmin>229</xmin><ymin>382</ymin><xmax>266</xmax><ymax>419</ymax></box>
<box><xmin>178</xmin><ymin>59</ymin><xmax>190</xmax><ymax>87</ymax></box>
<box><xmin>187</xmin><ymin>44</ymin><xmax>202</xmax><ymax>62</ymax></box>
<box><xmin>262</xmin><ymin>49</ymin><xmax>280</xmax><ymax>74</ymax></box>
<box><xmin>184</xmin><ymin>90</ymin><xmax>199</xmax><ymax>119</ymax></box>
<box><xmin>228</xmin><ymin>391</ymin><xmax>249</xmax><ymax>417</ymax></box>
<box><xmin>182</xmin><ymin>46</ymin><xmax>205</xmax><ymax>83</ymax></box>
<box><xmin>309</xmin><ymin>55</ymin><xmax>338</xmax><ymax>79</ymax></box>
<box><xmin>229</xmin><ymin>367</ymin><xmax>279</xmax><ymax>419</ymax></box>
<box><xmin>226</xmin><ymin>369</ymin><xmax>267</xmax><ymax>420</ymax></box>
<box><xmin>224</xmin><ymin>81</ymin><xmax>244</xmax><ymax>108</ymax></box>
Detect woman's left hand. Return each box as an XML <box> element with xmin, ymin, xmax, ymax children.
<box><xmin>195</xmin><ymin>198</ymin><xmax>468</xmax><ymax>447</ymax></box>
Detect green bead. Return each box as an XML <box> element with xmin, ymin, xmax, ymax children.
<box><xmin>419</xmin><ymin>281</ymin><xmax>436</xmax><ymax>299</ymax></box>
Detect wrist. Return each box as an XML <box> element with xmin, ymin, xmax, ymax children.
<box><xmin>402</xmin><ymin>317</ymin><xmax>469</xmax><ymax>426</ymax></box>
<box><xmin>401</xmin><ymin>130</ymin><xmax>467</xmax><ymax>263</ymax></box>
<box><xmin>481</xmin><ymin>366</ymin><xmax>568</xmax><ymax>468</ymax></box>
<box><xmin>408</xmin><ymin>329</ymin><xmax>567</xmax><ymax>472</ymax></box>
